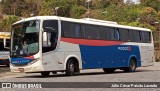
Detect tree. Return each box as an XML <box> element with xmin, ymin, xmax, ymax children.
<box><xmin>1</xmin><ymin>0</ymin><xmax>13</xmax><ymax>15</ymax></box>
<box><xmin>0</xmin><ymin>15</ymin><xmax>20</xmax><ymax>32</ymax></box>
<box><xmin>139</xmin><ymin>7</ymin><xmax>158</xmax><ymax>24</ymax></box>
<box><xmin>103</xmin><ymin>4</ymin><xmax>142</xmax><ymax>23</ymax></box>
<box><xmin>70</xmin><ymin>5</ymin><xmax>86</xmax><ymax>18</ymax></box>
<box><xmin>39</xmin><ymin>0</ymin><xmax>76</xmax><ymax>17</ymax></box>
<box><xmin>141</xmin><ymin>0</ymin><xmax>160</xmax><ymax>11</ymax></box>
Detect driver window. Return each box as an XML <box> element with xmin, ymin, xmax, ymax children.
<box><xmin>42</xmin><ymin>20</ymin><xmax>58</xmax><ymax>53</ymax></box>
<box><xmin>43</xmin><ymin>32</ymin><xmax>51</xmax><ymax>47</ymax></box>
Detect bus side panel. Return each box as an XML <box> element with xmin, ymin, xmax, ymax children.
<box><xmin>42</xmin><ymin>41</ymin><xmax>82</xmax><ymax>71</ymax></box>
<box><xmin>42</xmin><ymin>52</ymin><xmax>65</xmax><ymax>71</ymax></box>
<box><xmin>79</xmin><ymin>45</ymin><xmax>141</xmax><ymax>69</ymax></box>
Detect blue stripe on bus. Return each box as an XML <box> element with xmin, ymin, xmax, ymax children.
<box><xmin>79</xmin><ymin>45</ymin><xmax>141</xmax><ymax>69</ymax></box>
<box><xmin>11</xmin><ymin>58</ymin><xmax>32</xmax><ymax>65</ymax></box>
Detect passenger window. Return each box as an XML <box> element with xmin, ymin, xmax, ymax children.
<box><xmin>119</xmin><ymin>28</ymin><xmax>129</xmax><ymax>41</ymax></box>
<box><xmin>114</xmin><ymin>29</ymin><xmax>120</xmax><ymax>40</ymax></box>
<box><xmin>81</xmin><ymin>24</ymin><xmax>99</xmax><ymax>39</ymax></box>
<box><xmin>42</xmin><ymin>20</ymin><xmax>58</xmax><ymax>53</ymax></box>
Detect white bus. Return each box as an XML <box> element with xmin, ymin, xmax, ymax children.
<box><xmin>0</xmin><ymin>32</ymin><xmax>10</xmax><ymax>66</ymax></box>
<box><xmin>10</xmin><ymin>16</ymin><xmax>155</xmax><ymax>77</ymax></box>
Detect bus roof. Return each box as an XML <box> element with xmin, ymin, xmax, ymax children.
<box><xmin>13</xmin><ymin>16</ymin><xmax>151</xmax><ymax>32</ymax></box>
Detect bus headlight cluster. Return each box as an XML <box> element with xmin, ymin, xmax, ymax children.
<box><xmin>28</xmin><ymin>58</ymin><xmax>39</xmax><ymax>65</ymax></box>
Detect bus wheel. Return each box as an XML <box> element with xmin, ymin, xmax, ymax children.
<box><xmin>124</xmin><ymin>59</ymin><xmax>137</xmax><ymax>72</ymax></box>
<box><xmin>103</xmin><ymin>68</ymin><xmax>115</xmax><ymax>73</ymax></box>
<box><xmin>6</xmin><ymin>64</ymin><xmax>9</xmax><ymax>67</ymax></box>
<box><xmin>52</xmin><ymin>72</ymin><xmax>57</xmax><ymax>74</ymax></box>
<box><xmin>41</xmin><ymin>72</ymin><xmax>50</xmax><ymax>77</ymax></box>
<box><xmin>66</xmin><ymin>59</ymin><xmax>75</xmax><ymax>76</ymax></box>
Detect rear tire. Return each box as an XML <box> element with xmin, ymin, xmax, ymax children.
<box><xmin>6</xmin><ymin>64</ymin><xmax>9</xmax><ymax>67</ymax></box>
<box><xmin>41</xmin><ymin>72</ymin><xmax>50</xmax><ymax>77</ymax></box>
<box><xmin>52</xmin><ymin>72</ymin><xmax>57</xmax><ymax>74</ymax></box>
<box><xmin>66</xmin><ymin>59</ymin><xmax>75</xmax><ymax>76</ymax></box>
<box><xmin>124</xmin><ymin>59</ymin><xmax>137</xmax><ymax>72</ymax></box>
<box><xmin>103</xmin><ymin>68</ymin><xmax>115</xmax><ymax>73</ymax></box>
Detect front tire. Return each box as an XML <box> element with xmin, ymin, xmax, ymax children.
<box><xmin>41</xmin><ymin>72</ymin><xmax>50</xmax><ymax>77</ymax></box>
<box><xmin>52</xmin><ymin>72</ymin><xmax>57</xmax><ymax>74</ymax></box>
<box><xmin>124</xmin><ymin>59</ymin><xmax>137</xmax><ymax>72</ymax></box>
<box><xmin>66</xmin><ymin>59</ymin><xmax>75</xmax><ymax>76</ymax></box>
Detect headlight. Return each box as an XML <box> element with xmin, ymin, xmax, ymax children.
<box><xmin>28</xmin><ymin>58</ymin><xmax>39</xmax><ymax>65</ymax></box>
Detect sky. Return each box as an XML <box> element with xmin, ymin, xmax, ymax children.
<box><xmin>124</xmin><ymin>0</ymin><xmax>141</xmax><ymax>4</ymax></box>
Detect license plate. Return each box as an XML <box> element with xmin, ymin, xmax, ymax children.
<box><xmin>18</xmin><ymin>68</ymin><xmax>24</xmax><ymax>72</ymax></box>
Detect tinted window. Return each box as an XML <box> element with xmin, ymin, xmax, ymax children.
<box><xmin>0</xmin><ymin>39</ymin><xmax>9</xmax><ymax>51</ymax></box>
<box><xmin>61</xmin><ymin>21</ymin><xmax>82</xmax><ymax>38</ymax></box>
<box><xmin>73</xmin><ymin>23</ymin><xmax>82</xmax><ymax>38</ymax></box>
<box><xmin>109</xmin><ymin>28</ymin><xmax>116</xmax><ymax>40</ymax></box>
<box><xmin>100</xmin><ymin>26</ymin><xmax>110</xmax><ymax>40</ymax></box>
<box><xmin>81</xmin><ymin>24</ymin><xmax>99</xmax><ymax>39</ymax></box>
<box><xmin>141</xmin><ymin>31</ymin><xmax>151</xmax><ymax>43</ymax></box>
<box><xmin>61</xmin><ymin>21</ymin><xmax>74</xmax><ymax>37</ymax></box>
<box><xmin>114</xmin><ymin>29</ymin><xmax>120</xmax><ymax>40</ymax></box>
<box><xmin>43</xmin><ymin>20</ymin><xmax>58</xmax><ymax>32</ymax></box>
<box><xmin>42</xmin><ymin>20</ymin><xmax>58</xmax><ymax>53</ymax></box>
<box><xmin>119</xmin><ymin>28</ymin><xmax>129</xmax><ymax>41</ymax></box>
<box><xmin>129</xmin><ymin>30</ymin><xmax>141</xmax><ymax>42</ymax></box>
<box><xmin>100</xmin><ymin>27</ymin><xmax>119</xmax><ymax>40</ymax></box>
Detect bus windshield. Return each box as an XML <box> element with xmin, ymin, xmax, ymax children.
<box><xmin>11</xmin><ymin>20</ymin><xmax>40</xmax><ymax>57</ymax></box>
<box><xmin>0</xmin><ymin>39</ymin><xmax>9</xmax><ymax>51</ymax></box>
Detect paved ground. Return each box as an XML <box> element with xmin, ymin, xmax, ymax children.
<box><xmin>0</xmin><ymin>65</ymin><xmax>10</xmax><ymax>73</ymax></box>
<box><xmin>0</xmin><ymin>63</ymin><xmax>160</xmax><ymax>91</ymax></box>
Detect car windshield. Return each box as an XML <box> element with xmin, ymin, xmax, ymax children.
<box><xmin>11</xmin><ymin>20</ymin><xmax>40</xmax><ymax>57</ymax></box>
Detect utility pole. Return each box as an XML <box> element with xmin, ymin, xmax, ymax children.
<box><xmin>10</xmin><ymin>1</ymin><xmax>26</xmax><ymax>16</ymax></box>
<box><xmin>13</xmin><ymin>2</ymin><xmax>16</xmax><ymax>16</ymax></box>
<box><xmin>86</xmin><ymin>0</ymin><xmax>91</xmax><ymax>18</ymax></box>
<box><xmin>55</xmin><ymin>7</ymin><xmax>59</xmax><ymax>16</ymax></box>
<box><xmin>0</xmin><ymin>1</ymin><xmax>2</xmax><ymax>15</ymax></box>
<box><xmin>10</xmin><ymin>0</ymin><xmax>17</xmax><ymax>16</ymax></box>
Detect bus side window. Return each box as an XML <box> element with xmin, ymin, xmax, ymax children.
<box><xmin>43</xmin><ymin>31</ymin><xmax>57</xmax><ymax>53</ymax></box>
<box><xmin>43</xmin><ymin>32</ymin><xmax>51</xmax><ymax>47</ymax></box>
<box><xmin>115</xmin><ymin>29</ymin><xmax>120</xmax><ymax>40</ymax></box>
<box><xmin>42</xmin><ymin>20</ymin><xmax>58</xmax><ymax>53</ymax></box>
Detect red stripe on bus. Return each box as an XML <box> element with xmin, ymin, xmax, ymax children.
<box><xmin>24</xmin><ymin>56</ymin><xmax>34</xmax><ymax>59</ymax></box>
<box><xmin>61</xmin><ymin>38</ymin><xmax>125</xmax><ymax>46</ymax></box>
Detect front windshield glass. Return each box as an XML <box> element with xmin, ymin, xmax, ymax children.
<box><xmin>11</xmin><ymin>20</ymin><xmax>40</xmax><ymax>57</ymax></box>
<box><xmin>0</xmin><ymin>39</ymin><xmax>9</xmax><ymax>51</ymax></box>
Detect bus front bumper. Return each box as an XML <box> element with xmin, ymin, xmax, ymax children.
<box><xmin>10</xmin><ymin>61</ymin><xmax>44</xmax><ymax>73</ymax></box>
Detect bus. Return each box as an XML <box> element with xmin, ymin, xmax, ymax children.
<box><xmin>10</xmin><ymin>16</ymin><xmax>155</xmax><ymax>77</ymax></box>
<box><xmin>0</xmin><ymin>32</ymin><xmax>10</xmax><ymax>67</ymax></box>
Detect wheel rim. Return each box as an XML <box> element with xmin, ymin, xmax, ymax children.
<box><xmin>70</xmin><ymin>63</ymin><xmax>74</xmax><ymax>72</ymax></box>
<box><xmin>130</xmin><ymin>61</ymin><xmax>135</xmax><ymax>71</ymax></box>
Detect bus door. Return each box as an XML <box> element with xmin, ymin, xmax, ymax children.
<box><xmin>42</xmin><ymin>20</ymin><xmax>60</xmax><ymax>70</ymax></box>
